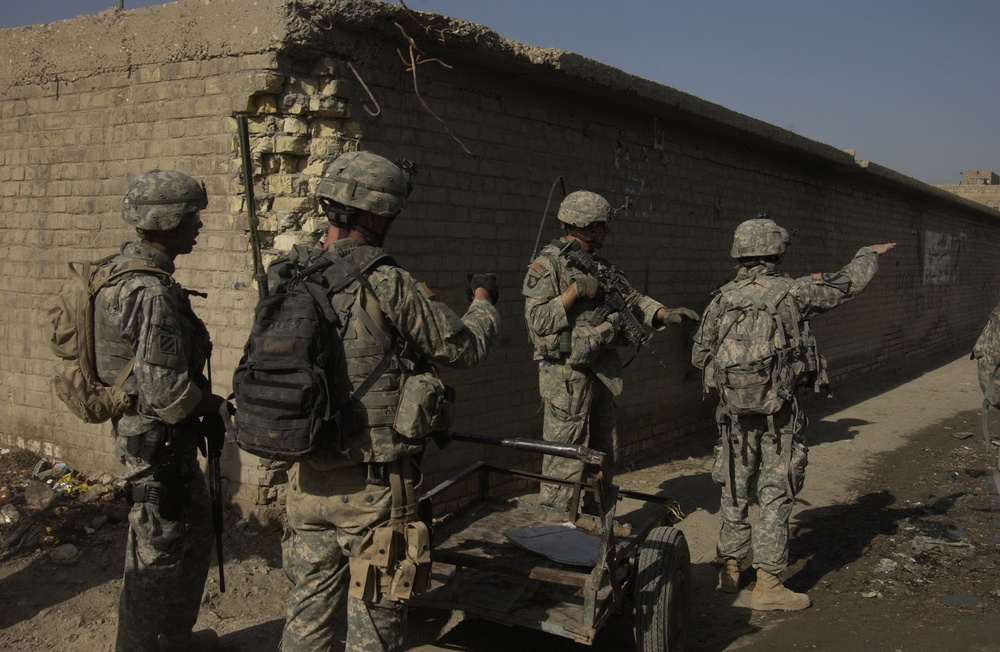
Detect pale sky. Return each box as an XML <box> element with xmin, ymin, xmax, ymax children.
<box><xmin>3</xmin><ymin>0</ymin><xmax>997</xmax><ymax>186</ymax></box>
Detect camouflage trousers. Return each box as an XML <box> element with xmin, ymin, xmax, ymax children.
<box><xmin>115</xmin><ymin>436</ymin><xmax>213</xmax><ymax>652</ymax></box>
<box><xmin>281</xmin><ymin>461</ymin><xmax>405</xmax><ymax>652</ymax></box>
<box><xmin>537</xmin><ymin>362</ymin><xmax>617</xmax><ymax>510</ymax></box>
<box><xmin>713</xmin><ymin>402</ymin><xmax>807</xmax><ymax>574</ymax></box>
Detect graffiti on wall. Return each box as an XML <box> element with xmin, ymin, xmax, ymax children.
<box><xmin>922</xmin><ymin>230</ymin><xmax>953</xmax><ymax>285</ymax></box>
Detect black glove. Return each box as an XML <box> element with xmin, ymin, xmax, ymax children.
<box><xmin>467</xmin><ymin>273</ymin><xmax>499</xmax><ymax>304</ymax></box>
<box><xmin>575</xmin><ymin>276</ymin><xmax>602</xmax><ymax>301</ymax></box>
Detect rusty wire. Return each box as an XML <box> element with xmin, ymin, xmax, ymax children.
<box><xmin>393</xmin><ymin>20</ymin><xmax>474</xmax><ymax>157</ymax></box>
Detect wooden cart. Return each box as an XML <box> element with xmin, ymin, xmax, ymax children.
<box><xmin>413</xmin><ymin>432</ymin><xmax>691</xmax><ymax>652</ymax></box>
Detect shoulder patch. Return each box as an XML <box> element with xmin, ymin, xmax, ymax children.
<box><xmin>529</xmin><ymin>261</ymin><xmax>548</xmax><ymax>276</ymax></box>
<box><xmin>422</xmin><ymin>281</ymin><xmax>436</xmax><ymax>299</ymax></box>
<box><xmin>810</xmin><ymin>272</ymin><xmax>851</xmax><ymax>294</ymax></box>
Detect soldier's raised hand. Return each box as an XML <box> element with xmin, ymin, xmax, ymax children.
<box><xmin>467</xmin><ymin>272</ymin><xmax>499</xmax><ymax>304</ymax></box>
<box><xmin>869</xmin><ymin>243</ymin><xmax>896</xmax><ymax>256</ymax></box>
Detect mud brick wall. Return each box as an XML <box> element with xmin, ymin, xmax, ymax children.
<box><xmin>2</xmin><ymin>0</ymin><xmax>998</xmax><ymax>520</ymax></box>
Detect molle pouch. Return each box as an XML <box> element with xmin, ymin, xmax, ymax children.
<box><xmin>565</xmin><ymin>322</ymin><xmax>615</xmax><ymax>366</ymax></box>
<box><xmin>371</xmin><ymin>525</ymin><xmax>397</xmax><ymax>569</ymax></box>
<box><xmin>348</xmin><ymin>557</ymin><xmax>377</xmax><ymax>602</ymax></box>
<box><xmin>405</xmin><ymin>521</ymin><xmax>432</xmax><ymax>596</ymax></box>
<box><xmin>405</xmin><ymin>521</ymin><xmax>431</xmax><ymax>564</ymax></box>
<box><xmin>389</xmin><ymin>559</ymin><xmax>418</xmax><ymax>601</ymax></box>
<box><xmin>393</xmin><ymin>373</ymin><xmax>455</xmax><ymax>439</ymax></box>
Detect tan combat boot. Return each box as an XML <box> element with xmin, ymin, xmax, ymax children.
<box><xmin>719</xmin><ymin>558</ymin><xmax>741</xmax><ymax>593</ymax></box>
<box><xmin>750</xmin><ymin>569</ymin><xmax>811</xmax><ymax>611</ymax></box>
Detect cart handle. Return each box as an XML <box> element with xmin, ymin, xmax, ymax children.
<box><xmin>446</xmin><ymin>431</ymin><xmax>606</xmax><ymax>465</ymax></box>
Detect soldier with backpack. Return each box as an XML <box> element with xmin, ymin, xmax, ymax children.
<box><xmin>691</xmin><ymin>216</ymin><xmax>894</xmax><ymax>611</ymax></box>
<box><xmin>90</xmin><ymin>170</ymin><xmax>227</xmax><ymax>651</ymax></box>
<box><xmin>971</xmin><ymin>303</ymin><xmax>1000</xmax><ymax>496</ymax></box>
<box><xmin>276</xmin><ymin>151</ymin><xmax>500</xmax><ymax>652</ymax></box>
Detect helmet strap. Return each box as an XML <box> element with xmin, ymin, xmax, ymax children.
<box><xmin>564</xmin><ymin>224</ymin><xmax>601</xmax><ymax>251</ymax></box>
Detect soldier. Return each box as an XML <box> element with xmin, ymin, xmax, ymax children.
<box><xmin>971</xmin><ymin>301</ymin><xmax>1000</xmax><ymax>495</ymax></box>
<box><xmin>96</xmin><ymin>170</ymin><xmax>227</xmax><ymax>651</ymax></box>
<box><xmin>691</xmin><ymin>216</ymin><xmax>895</xmax><ymax>611</ymax></box>
<box><xmin>522</xmin><ymin>190</ymin><xmax>699</xmax><ymax>511</ymax></box>
<box><xmin>279</xmin><ymin>151</ymin><xmax>501</xmax><ymax>652</ymax></box>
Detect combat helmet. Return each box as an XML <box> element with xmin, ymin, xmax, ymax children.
<box><xmin>731</xmin><ymin>216</ymin><xmax>791</xmax><ymax>258</ymax></box>
<box><xmin>557</xmin><ymin>190</ymin><xmax>612</xmax><ymax>228</ymax></box>
<box><xmin>316</xmin><ymin>151</ymin><xmax>411</xmax><ymax>220</ymax></box>
<box><xmin>122</xmin><ymin>170</ymin><xmax>207</xmax><ymax>232</ymax></box>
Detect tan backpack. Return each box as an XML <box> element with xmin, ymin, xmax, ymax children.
<box><xmin>48</xmin><ymin>256</ymin><xmax>170</xmax><ymax>423</ymax></box>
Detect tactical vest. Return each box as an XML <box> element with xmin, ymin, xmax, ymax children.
<box><xmin>300</xmin><ymin>243</ymin><xmax>424</xmax><ymax>464</ymax></box>
<box><xmin>529</xmin><ymin>241</ymin><xmax>608</xmax><ymax>360</ymax></box>
<box><xmin>94</xmin><ymin>262</ymin><xmax>210</xmax><ymax>408</ymax></box>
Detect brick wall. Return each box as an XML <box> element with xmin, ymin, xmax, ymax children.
<box><xmin>2</xmin><ymin>0</ymin><xmax>998</xmax><ymax>520</ymax></box>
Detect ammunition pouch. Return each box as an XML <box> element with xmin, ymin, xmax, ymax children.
<box><xmin>393</xmin><ymin>372</ymin><xmax>454</xmax><ymax>440</ymax></box>
<box><xmin>126</xmin><ymin>426</ymin><xmax>168</xmax><ymax>464</ymax></box>
<box><xmin>124</xmin><ymin>463</ymin><xmax>193</xmax><ymax>522</ymax></box>
<box><xmin>348</xmin><ymin>457</ymin><xmax>432</xmax><ymax>603</ymax></box>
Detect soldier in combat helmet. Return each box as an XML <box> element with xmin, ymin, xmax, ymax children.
<box><xmin>279</xmin><ymin>151</ymin><xmax>501</xmax><ymax>652</ymax></box>
<box><xmin>691</xmin><ymin>216</ymin><xmax>895</xmax><ymax>611</ymax></box>
<box><xmin>95</xmin><ymin>170</ymin><xmax>227</xmax><ymax>651</ymax></box>
<box><xmin>522</xmin><ymin>190</ymin><xmax>699</xmax><ymax>511</ymax></box>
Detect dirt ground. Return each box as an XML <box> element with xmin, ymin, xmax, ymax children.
<box><xmin>1</xmin><ymin>348</ymin><xmax>998</xmax><ymax>651</ymax></box>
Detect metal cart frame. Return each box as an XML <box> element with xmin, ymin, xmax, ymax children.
<box><xmin>412</xmin><ymin>432</ymin><xmax>691</xmax><ymax>652</ymax></box>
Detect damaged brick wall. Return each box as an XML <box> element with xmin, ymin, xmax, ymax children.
<box><xmin>2</xmin><ymin>0</ymin><xmax>999</xmax><ymax>521</ymax></box>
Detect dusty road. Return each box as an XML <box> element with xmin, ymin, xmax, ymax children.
<box><xmin>1</xmin><ymin>347</ymin><xmax>998</xmax><ymax>651</ymax></box>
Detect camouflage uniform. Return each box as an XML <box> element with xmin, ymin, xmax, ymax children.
<box><xmin>973</xmin><ymin>303</ymin><xmax>1000</xmax><ymax>404</ymax></box>
<box><xmin>971</xmin><ymin>303</ymin><xmax>1000</xmax><ymax>484</ymax></box>
<box><xmin>281</xmin><ymin>238</ymin><xmax>500</xmax><ymax>652</ymax></box>
<box><xmin>692</xmin><ymin>247</ymin><xmax>881</xmax><ymax>574</ymax></box>
<box><xmin>523</xmin><ymin>237</ymin><xmax>680</xmax><ymax>510</ymax></box>
<box><xmin>94</xmin><ymin>240</ymin><xmax>215</xmax><ymax>652</ymax></box>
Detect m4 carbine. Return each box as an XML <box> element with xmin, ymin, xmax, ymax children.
<box><xmin>559</xmin><ymin>240</ymin><xmax>654</xmax><ymax>357</ymax></box>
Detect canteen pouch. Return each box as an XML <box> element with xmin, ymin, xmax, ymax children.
<box><xmin>393</xmin><ymin>373</ymin><xmax>455</xmax><ymax>439</ymax></box>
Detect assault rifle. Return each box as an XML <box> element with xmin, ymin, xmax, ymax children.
<box><xmin>200</xmin><ymin>408</ymin><xmax>227</xmax><ymax>593</ymax></box>
<box><xmin>236</xmin><ymin>113</ymin><xmax>269</xmax><ymax>300</ymax></box>
<box><xmin>197</xmin><ymin>354</ymin><xmax>228</xmax><ymax>593</ymax></box>
<box><xmin>559</xmin><ymin>240</ymin><xmax>666</xmax><ymax>369</ymax></box>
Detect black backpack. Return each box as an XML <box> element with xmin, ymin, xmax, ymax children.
<box><xmin>231</xmin><ymin>251</ymin><xmax>392</xmax><ymax>461</ymax></box>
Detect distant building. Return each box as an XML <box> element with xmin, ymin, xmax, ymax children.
<box><xmin>937</xmin><ymin>170</ymin><xmax>1000</xmax><ymax>211</ymax></box>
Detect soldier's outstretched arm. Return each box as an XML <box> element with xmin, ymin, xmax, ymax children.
<box><xmin>792</xmin><ymin>243</ymin><xmax>892</xmax><ymax>317</ymax></box>
<box><xmin>375</xmin><ymin>266</ymin><xmax>501</xmax><ymax>369</ymax></box>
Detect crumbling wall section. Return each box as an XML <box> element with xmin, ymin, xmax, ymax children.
<box><xmin>2</xmin><ymin>0</ymin><xmax>999</xmax><ymax>521</ymax></box>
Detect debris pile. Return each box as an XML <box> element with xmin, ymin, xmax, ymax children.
<box><xmin>0</xmin><ymin>447</ymin><xmax>129</xmax><ymax>563</ymax></box>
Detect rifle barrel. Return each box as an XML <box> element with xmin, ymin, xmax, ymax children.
<box><xmin>236</xmin><ymin>114</ymin><xmax>269</xmax><ymax>299</ymax></box>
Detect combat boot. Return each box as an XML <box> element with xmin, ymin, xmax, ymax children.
<box><xmin>750</xmin><ymin>569</ymin><xmax>811</xmax><ymax>611</ymax></box>
<box><xmin>719</xmin><ymin>558</ymin><xmax>741</xmax><ymax>593</ymax></box>
<box><xmin>161</xmin><ymin>628</ymin><xmax>219</xmax><ymax>652</ymax></box>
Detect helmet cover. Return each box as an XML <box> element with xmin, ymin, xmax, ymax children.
<box><xmin>730</xmin><ymin>217</ymin><xmax>791</xmax><ymax>258</ymax></box>
<box><xmin>557</xmin><ymin>190</ymin><xmax>612</xmax><ymax>228</ymax></box>
<box><xmin>315</xmin><ymin>151</ymin><xmax>411</xmax><ymax>218</ymax></box>
<box><xmin>122</xmin><ymin>170</ymin><xmax>207</xmax><ymax>231</ymax></box>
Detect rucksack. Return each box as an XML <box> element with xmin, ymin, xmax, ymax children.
<box><xmin>48</xmin><ymin>256</ymin><xmax>171</xmax><ymax>423</ymax></box>
<box><xmin>231</xmin><ymin>250</ymin><xmax>395</xmax><ymax>461</ymax></box>
<box><xmin>708</xmin><ymin>276</ymin><xmax>803</xmax><ymax>415</ymax></box>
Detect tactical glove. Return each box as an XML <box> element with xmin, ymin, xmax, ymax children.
<box><xmin>467</xmin><ymin>272</ymin><xmax>499</xmax><ymax>304</ymax></box>
<box><xmin>664</xmin><ymin>307</ymin><xmax>701</xmax><ymax>325</ymax></box>
<box><xmin>575</xmin><ymin>276</ymin><xmax>602</xmax><ymax>301</ymax></box>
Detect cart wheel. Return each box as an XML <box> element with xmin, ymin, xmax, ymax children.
<box><xmin>633</xmin><ymin>526</ymin><xmax>690</xmax><ymax>652</ymax></box>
